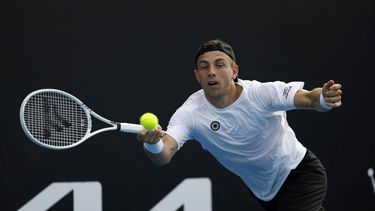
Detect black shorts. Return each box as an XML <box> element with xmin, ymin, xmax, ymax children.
<box><xmin>257</xmin><ymin>149</ymin><xmax>327</xmax><ymax>211</ymax></box>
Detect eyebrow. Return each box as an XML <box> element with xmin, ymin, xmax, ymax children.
<box><xmin>214</xmin><ymin>58</ymin><xmax>226</xmax><ymax>63</ymax></box>
<box><xmin>198</xmin><ymin>58</ymin><xmax>227</xmax><ymax>65</ymax></box>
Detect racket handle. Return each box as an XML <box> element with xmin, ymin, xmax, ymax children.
<box><xmin>119</xmin><ymin>123</ymin><xmax>166</xmax><ymax>135</ymax></box>
<box><xmin>119</xmin><ymin>123</ymin><xmax>143</xmax><ymax>133</ymax></box>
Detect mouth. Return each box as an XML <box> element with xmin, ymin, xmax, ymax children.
<box><xmin>207</xmin><ymin>81</ymin><xmax>218</xmax><ymax>87</ymax></box>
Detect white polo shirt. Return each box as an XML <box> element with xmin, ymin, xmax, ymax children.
<box><xmin>166</xmin><ymin>79</ymin><xmax>307</xmax><ymax>201</ymax></box>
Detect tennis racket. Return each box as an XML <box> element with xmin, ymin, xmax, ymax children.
<box><xmin>19</xmin><ymin>89</ymin><xmax>155</xmax><ymax>150</ymax></box>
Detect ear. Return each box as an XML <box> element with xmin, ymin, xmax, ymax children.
<box><xmin>232</xmin><ymin>64</ymin><xmax>239</xmax><ymax>80</ymax></box>
<box><xmin>194</xmin><ymin>69</ymin><xmax>200</xmax><ymax>83</ymax></box>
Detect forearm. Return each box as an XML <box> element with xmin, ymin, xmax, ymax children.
<box><xmin>143</xmin><ymin>136</ymin><xmax>178</xmax><ymax>166</ymax></box>
<box><xmin>144</xmin><ymin>146</ymin><xmax>172</xmax><ymax>166</ymax></box>
<box><xmin>294</xmin><ymin>88</ymin><xmax>325</xmax><ymax>111</ymax></box>
<box><xmin>295</xmin><ymin>80</ymin><xmax>342</xmax><ymax>112</ymax></box>
<box><xmin>310</xmin><ymin>88</ymin><xmax>327</xmax><ymax>112</ymax></box>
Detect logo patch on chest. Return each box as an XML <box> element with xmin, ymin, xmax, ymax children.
<box><xmin>210</xmin><ymin>121</ymin><xmax>220</xmax><ymax>131</ymax></box>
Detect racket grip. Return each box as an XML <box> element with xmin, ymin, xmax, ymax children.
<box><xmin>119</xmin><ymin>123</ymin><xmax>143</xmax><ymax>133</ymax></box>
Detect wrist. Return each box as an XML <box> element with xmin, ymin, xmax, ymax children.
<box><xmin>143</xmin><ymin>140</ymin><xmax>164</xmax><ymax>154</ymax></box>
<box><xmin>319</xmin><ymin>92</ymin><xmax>332</xmax><ymax>111</ymax></box>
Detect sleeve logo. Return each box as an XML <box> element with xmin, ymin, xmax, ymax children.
<box><xmin>282</xmin><ymin>86</ymin><xmax>292</xmax><ymax>99</ymax></box>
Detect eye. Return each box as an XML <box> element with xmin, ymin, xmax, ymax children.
<box><xmin>216</xmin><ymin>63</ymin><xmax>225</xmax><ymax>68</ymax></box>
<box><xmin>198</xmin><ymin>63</ymin><xmax>208</xmax><ymax>70</ymax></box>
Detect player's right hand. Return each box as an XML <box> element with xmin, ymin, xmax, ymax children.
<box><xmin>136</xmin><ymin>125</ymin><xmax>163</xmax><ymax>144</ymax></box>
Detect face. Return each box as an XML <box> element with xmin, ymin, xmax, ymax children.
<box><xmin>194</xmin><ymin>51</ymin><xmax>239</xmax><ymax>100</ymax></box>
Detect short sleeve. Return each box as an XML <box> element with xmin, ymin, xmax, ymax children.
<box><xmin>165</xmin><ymin>108</ymin><xmax>193</xmax><ymax>150</ymax></box>
<box><xmin>252</xmin><ymin>81</ymin><xmax>305</xmax><ymax>111</ymax></box>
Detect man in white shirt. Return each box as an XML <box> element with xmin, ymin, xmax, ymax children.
<box><xmin>137</xmin><ymin>39</ymin><xmax>342</xmax><ymax>211</ymax></box>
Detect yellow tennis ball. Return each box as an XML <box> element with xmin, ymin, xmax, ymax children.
<box><xmin>140</xmin><ymin>112</ymin><xmax>159</xmax><ymax>130</ymax></box>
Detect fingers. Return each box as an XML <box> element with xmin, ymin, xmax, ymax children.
<box><xmin>323</xmin><ymin>80</ymin><xmax>342</xmax><ymax>94</ymax></box>
<box><xmin>322</xmin><ymin>80</ymin><xmax>343</xmax><ymax>108</ymax></box>
<box><xmin>324</xmin><ymin>85</ymin><xmax>342</xmax><ymax>97</ymax></box>
<box><xmin>323</xmin><ymin>80</ymin><xmax>335</xmax><ymax>91</ymax></box>
<box><xmin>136</xmin><ymin>124</ymin><xmax>163</xmax><ymax>144</ymax></box>
<box><xmin>324</xmin><ymin>95</ymin><xmax>342</xmax><ymax>108</ymax></box>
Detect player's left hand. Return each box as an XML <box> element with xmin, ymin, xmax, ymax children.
<box><xmin>322</xmin><ymin>80</ymin><xmax>342</xmax><ymax>108</ymax></box>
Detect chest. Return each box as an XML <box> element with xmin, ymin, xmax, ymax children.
<box><xmin>193</xmin><ymin>104</ymin><xmax>269</xmax><ymax>143</ymax></box>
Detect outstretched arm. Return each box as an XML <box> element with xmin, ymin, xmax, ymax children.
<box><xmin>137</xmin><ymin>125</ymin><xmax>178</xmax><ymax>166</ymax></box>
<box><xmin>294</xmin><ymin>80</ymin><xmax>342</xmax><ymax>112</ymax></box>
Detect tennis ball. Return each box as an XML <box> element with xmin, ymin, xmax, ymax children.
<box><xmin>140</xmin><ymin>112</ymin><xmax>159</xmax><ymax>130</ymax></box>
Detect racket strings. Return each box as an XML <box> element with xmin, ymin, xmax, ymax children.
<box><xmin>23</xmin><ymin>92</ymin><xmax>90</xmax><ymax>147</ymax></box>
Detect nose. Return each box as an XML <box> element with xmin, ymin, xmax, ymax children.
<box><xmin>207</xmin><ymin>66</ymin><xmax>216</xmax><ymax>78</ymax></box>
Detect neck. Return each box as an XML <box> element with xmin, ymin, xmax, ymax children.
<box><xmin>206</xmin><ymin>83</ymin><xmax>243</xmax><ymax>108</ymax></box>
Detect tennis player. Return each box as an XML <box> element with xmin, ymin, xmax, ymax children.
<box><xmin>137</xmin><ymin>39</ymin><xmax>342</xmax><ymax>211</ymax></box>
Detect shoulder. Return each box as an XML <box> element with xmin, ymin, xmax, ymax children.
<box><xmin>237</xmin><ymin>79</ymin><xmax>266</xmax><ymax>89</ymax></box>
<box><xmin>237</xmin><ymin>79</ymin><xmax>266</xmax><ymax>96</ymax></box>
<box><xmin>182</xmin><ymin>90</ymin><xmax>204</xmax><ymax>109</ymax></box>
<box><xmin>173</xmin><ymin>89</ymin><xmax>204</xmax><ymax>117</ymax></box>
<box><xmin>240</xmin><ymin>79</ymin><xmax>296</xmax><ymax>95</ymax></box>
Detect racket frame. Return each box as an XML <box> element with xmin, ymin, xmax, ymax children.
<box><xmin>20</xmin><ymin>89</ymin><xmax>144</xmax><ymax>150</ymax></box>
